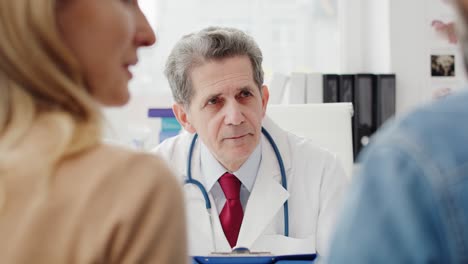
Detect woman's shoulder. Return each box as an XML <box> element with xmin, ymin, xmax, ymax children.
<box><xmin>56</xmin><ymin>143</ymin><xmax>179</xmax><ymax>198</ymax></box>
<box><xmin>92</xmin><ymin>143</ymin><xmax>172</xmax><ymax>173</ymax></box>
<box><xmin>54</xmin><ymin>142</ymin><xmax>182</xmax><ymax>223</ymax></box>
<box><xmin>50</xmin><ymin>143</ymin><xmax>185</xmax><ymax>262</ymax></box>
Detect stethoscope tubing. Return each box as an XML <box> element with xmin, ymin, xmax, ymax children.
<box><xmin>184</xmin><ymin>127</ymin><xmax>289</xmax><ymax>237</ymax></box>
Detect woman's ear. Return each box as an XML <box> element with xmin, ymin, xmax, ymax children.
<box><xmin>172</xmin><ymin>103</ymin><xmax>196</xmax><ymax>134</ymax></box>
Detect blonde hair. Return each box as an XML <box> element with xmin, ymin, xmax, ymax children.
<box><xmin>0</xmin><ymin>0</ymin><xmax>102</xmax><ymax>208</ymax></box>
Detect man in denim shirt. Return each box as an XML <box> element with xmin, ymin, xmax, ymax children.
<box><xmin>329</xmin><ymin>1</ymin><xmax>468</xmax><ymax>263</ymax></box>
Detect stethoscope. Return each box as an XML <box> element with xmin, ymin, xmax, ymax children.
<box><xmin>184</xmin><ymin>127</ymin><xmax>289</xmax><ymax>250</ymax></box>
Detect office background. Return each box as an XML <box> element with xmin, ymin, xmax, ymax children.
<box><xmin>103</xmin><ymin>0</ymin><xmax>467</xmax><ymax>150</ymax></box>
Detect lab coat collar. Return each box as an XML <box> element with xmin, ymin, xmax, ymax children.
<box><xmin>261</xmin><ymin>116</ymin><xmax>292</xmax><ymax>174</ymax></box>
<box><xmin>200</xmin><ymin>143</ymin><xmax>226</xmax><ymax>191</ymax></box>
<box><xmin>235</xmin><ymin>116</ymin><xmax>292</xmax><ymax>249</ymax></box>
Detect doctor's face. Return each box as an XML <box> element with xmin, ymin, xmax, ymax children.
<box><xmin>174</xmin><ymin>55</ymin><xmax>269</xmax><ymax>171</ymax></box>
<box><xmin>57</xmin><ymin>0</ymin><xmax>156</xmax><ymax>106</ymax></box>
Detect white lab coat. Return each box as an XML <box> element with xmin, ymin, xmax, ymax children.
<box><xmin>153</xmin><ymin>116</ymin><xmax>348</xmax><ymax>259</ymax></box>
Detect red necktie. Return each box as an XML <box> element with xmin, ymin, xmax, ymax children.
<box><xmin>218</xmin><ymin>172</ymin><xmax>244</xmax><ymax>248</ymax></box>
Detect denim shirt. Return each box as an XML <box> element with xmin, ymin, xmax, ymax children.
<box><xmin>329</xmin><ymin>91</ymin><xmax>468</xmax><ymax>263</ymax></box>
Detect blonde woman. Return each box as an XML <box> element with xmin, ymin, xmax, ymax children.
<box><xmin>0</xmin><ymin>0</ymin><xmax>187</xmax><ymax>263</ymax></box>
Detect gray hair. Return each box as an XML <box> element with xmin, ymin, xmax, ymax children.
<box><xmin>164</xmin><ymin>26</ymin><xmax>264</xmax><ymax>106</ymax></box>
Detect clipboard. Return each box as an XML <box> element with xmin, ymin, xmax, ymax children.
<box><xmin>192</xmin><ymin>253</ymin><xmax>316</xmax><ymax>264</ymax></box>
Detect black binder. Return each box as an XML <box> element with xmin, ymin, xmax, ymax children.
<box><xmin>322</xmin><ymin>74</ymin><xmax>340</xmax><ymax>103</ymax></box>
<box><xmin>339</xmin><ymin>74</ymin><xmax>354</xmax><ymax>103</ymax></box>
<box><xmin>339</xmin><ymin>74</ymin><xmax>356</xmax><ymax>159</ymax></box>
<box><xmin>353</xmin><ymin>74</ymin><xmax>377</xmax><ymax>158</ymax></box>
<box><xmin>376</xmin><ymin>74</ymin><xmax>396</xmax><ymax>128</ymax></box>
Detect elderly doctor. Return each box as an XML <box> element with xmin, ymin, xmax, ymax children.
<box><xmin>153</xmin><ymin>26</ymin><xmax>348</xmax><ymax>259</ymax></box>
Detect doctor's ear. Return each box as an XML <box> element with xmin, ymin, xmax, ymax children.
<box><xmin>173</xmin><ymin>103</ymin><xmax>196</xmax><ymax>134</ymax></box>
<box><xmin>261</xmin><ymin>85</ymin><xmax>270</xmax><ymax>115</ymax></box>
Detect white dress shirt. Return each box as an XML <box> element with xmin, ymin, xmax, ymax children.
<box><xmin>200</xmin><ymin>141</ymin><xmax>262</xmax><ymax>214</ymax></box>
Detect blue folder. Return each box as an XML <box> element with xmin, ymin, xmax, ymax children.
<box><xmin>192</xmin><ymin>254</ymin><xmax>316</xmax><ymax>264</ymax></box>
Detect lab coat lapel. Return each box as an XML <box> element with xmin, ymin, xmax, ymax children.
<box><xmin>183</xmin><ymin>135</ymin><xmax>231</xmax><ymax>253</ymax></box>
<box><xmin>236</xmin><ymin>118</ymin><xmax>292</xmax><ymax>249</ymax></box>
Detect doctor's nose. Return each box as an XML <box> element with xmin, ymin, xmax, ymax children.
<box><xmin>224</xmin><ymin>103</ymin><xmax>245</xmax><ymax>126</ymax></box>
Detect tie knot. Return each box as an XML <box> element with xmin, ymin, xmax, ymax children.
<box><xmin>218</xmin><ymin>172</ymin><xmax>241</xmax><ymax>200</ymax></box>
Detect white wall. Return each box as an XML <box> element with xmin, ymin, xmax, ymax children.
<box><xmin>390</xmin><ymin>0</ymin><xmax>467</xmax><ymax>114</ymax></box>
<box><xmin>339</xmin><ymin>0</ymin><xmax>363</xmax><ymax>73</ymax></box>
<box><xmin>341</xmin><ymin>0</ymin><xmax>466</xmax><ymax>115</ymax></box>
<box><xmin>340</xmin><ymin>0</ymin><xmax>391</xmax><ymax>74</ymax></box>
<box><xmin>340</xmin><ymin>0</ymin><xmax>424</xmax><ymax>115</ymax></box>
<box><xmin>362</xmin><ymin>0</ymin><xmax>391</xmax><ymax>73</ymax></box>
<box><xmin>388</xmin><ymin>0</ymin><xmax>428</xmax><ymax>114</ymax></box>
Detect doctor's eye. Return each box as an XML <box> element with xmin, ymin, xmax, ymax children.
<box><xmin>207</xmin><ymin>97</ymin><xmax>222</xmax><ymax>105</ymax></box>
<box><xmin>238</xmin><ymin>90</ymin><xmax>253</xmax><ymax>98</ymax></box>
